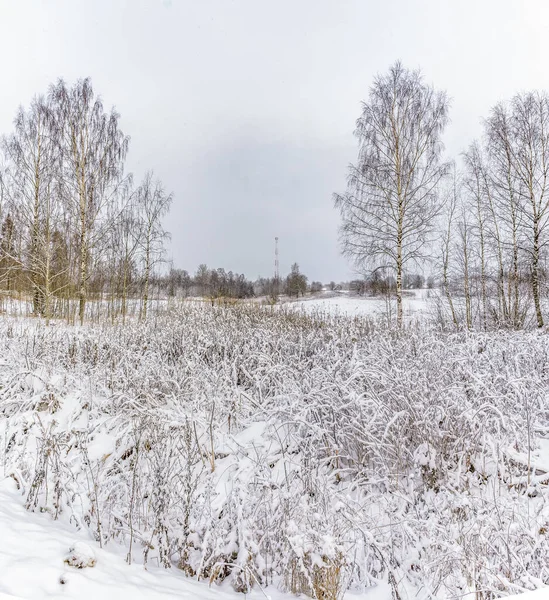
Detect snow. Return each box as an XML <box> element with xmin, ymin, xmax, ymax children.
<box><xmin>535</xmin><ymin>437</ymin><xmax>549</xmax><ymax>472</ymax></box>
<box><xmin>284</xmin><ymin>289</ymin><xmax>434</xmax><ymax>320</ymax></box>
<box><xmin>0</xmin><ymin>305</ymin><xmax>548</xmax><ymax>599</ymax></box>
<box><xmin>508</xmin><ymin>591</ymin><xmax>549</xmax><ymax>600</ymax></box>
<box><xmin>64</xmin><ymin>542</ymin><xmax>97</xmax><ymax>568</ymax></box>
<box><xmin>0</xmin><ymin>431</ymin><xmax>540</xmax><ymax>598</ymax></box>
<box><xmin>0</xmin><ymin>478</ymin><xmax>297</xmax><ymax>600</ymax></box>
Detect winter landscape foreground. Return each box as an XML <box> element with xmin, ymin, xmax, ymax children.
<box><xmin>0</xmin><ymin>299</ymin><xmax>548</xmax><ymax>599</ymax></box>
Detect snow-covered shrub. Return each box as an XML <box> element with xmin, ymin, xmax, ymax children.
<box><xmin>0</xmin><ymin>304</ymin><xmax>549</xmax><ymax>597</ymax></box>
<box><xmin>64</xmin><ymin>542</ymin><xmax>96</xmax><ymax>568</ymax></box>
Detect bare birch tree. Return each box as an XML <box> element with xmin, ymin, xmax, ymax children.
<box><xmin>463</xmin><ymin>144</ymin><xmax>489</xmax><ymax>329</ymax></box>
<box><xmin>2</xmin><ymin>96</ymin><xmax>62</xmax><ymax>317</ymax></box>
<box><xmin>484</xmin><ymin>104</ymin><xmax>524</xmax><ymax>327</ymax></box>
<box><xmin>457</xmin><ymin>205</ymin><xmax>473</xmax><ymax>330</ymax></box>
<box><xmin>334</xmin><ymin>62</ymin><xmax>449</xmax><ymax>327</ymax></box>
<box><xmin>51</xmin><ymin>78</ymin><xmax>129</xmax><ymax>324</ymax></box>
<box><xmin>116</xmin><ymin>193</ymin><xmax>141</xmax><ymax>323</ymax></box>
<box><xmin>136</xmin><ymin>172</ymin><xmax>172</xmax><ymax>320</ymax></box>
<box><xmin>506</xmin><ymin>93</ymin><xmax>549</xmax><ymax>328</ymax></box>
<box><xmin>440</xmin><ymin>169</ymin><xmax>458</xmax><ymax>328</ymax></box>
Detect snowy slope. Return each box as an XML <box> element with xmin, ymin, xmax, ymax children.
<box><xmin>0</xmin><ymin>470</ymin><xmax>543</xmax><ymax>600</ymax></box>
<box><xmin>0</xmin><ymin>476</ymin><xmax>391</xmax><ymax>599</ymax></box>
<box><xmin>0</xmin><ymin>478</ymin><xmax>287</xmax><ymax>600</ymax></box>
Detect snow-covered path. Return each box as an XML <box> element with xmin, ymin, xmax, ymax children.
<box><xmin>0</xmin><ymin>479</ymin><xmax>284</xmax><ymax>600</ymax></box>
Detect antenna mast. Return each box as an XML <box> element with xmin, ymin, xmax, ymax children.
<box><xmin>274</xmin><ymin>236</ymin><xmax>279</xmax><ymax>281</ymax></box>
<box><xmin>274</xmin><ymin>236</ymin><xmax>279</xmax><ymax>297</ymax></box>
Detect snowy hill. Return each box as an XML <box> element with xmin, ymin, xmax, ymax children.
<box><xmin>0</xmin><ymin>478</ymin><xmax>310</xmax><ymax>600</ymax></box>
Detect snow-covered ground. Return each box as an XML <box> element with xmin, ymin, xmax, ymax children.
<box><xmin>1</xmin><ymin>305</ymin><xmax>549</xmax><ymax>599</ymax></box>
<box><xmin>0</xmin><ymin>473</ymin><xmax>543</xmax><ymax>599</ymax></box>
<box><xmin>511</xmin><ymin>591</ymin><xmax>549</xmax><ymax>600</ymax></box>
<box><xmin>0</xmin><ymin>477</ymin><xmax>347</xmax><ymax>600</ymax></box>
<box><xmin>284</xmin><ymin>289</ymin><xmax>435</xmax><ymax>320</ymax></box>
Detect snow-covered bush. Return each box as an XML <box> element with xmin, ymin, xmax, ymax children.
<box><xmin>64</xmin><ymin>542</ymin><xmax>97</xmax><ymax>568</ymax></box>
<box><xmin>1</xmin><ymin>303</ymin><xmax>549</xmax><ymax>598</ymax></box>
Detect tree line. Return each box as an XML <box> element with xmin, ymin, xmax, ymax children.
<box><xmin>0</xmin><ymin>78</ymin><xmax>172</xmax><ymax>324</ymax></box>
<box><xmin>159</xmin><ymin>261</ymin><xmax>312</xmax><ymax>301</ymax></box>
<box><xmin>335</xmin><ymin>61</ymin><xmax>549</xmax><ymax>328</ymax></box>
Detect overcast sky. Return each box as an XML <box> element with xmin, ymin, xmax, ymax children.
<box><xmin>1</xmin><ymin>0</ymin><xmax>549</xmax><ymax>282</ymax></box>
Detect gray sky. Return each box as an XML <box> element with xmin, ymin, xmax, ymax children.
<box><xmin>1</xmin><ymin>0</ymin><xmax>549</xmax><ymax>282</ymax></box>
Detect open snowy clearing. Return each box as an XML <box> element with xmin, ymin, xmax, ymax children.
<box><xmin>284</xmin><ymin>289</ymin><xmax>435</xmax><ymax>321</ymax></box>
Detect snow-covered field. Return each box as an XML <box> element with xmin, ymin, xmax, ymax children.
<box><xmin>1</xmin><ymin>303</ymin><xmax>549</xmax><ymax>599</ymax></box>
<box><xmin>283</xmin><ymin>289</ymin><xmax>435</xmax><ymax>322</ymax></box>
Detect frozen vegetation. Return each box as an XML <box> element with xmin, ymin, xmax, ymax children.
<box><xmin>1</xmin><ymin>8</ymin><xmax>549</xmax><ymax>600</ymax></box>
<box><xmin>0</xmin><ymin>477</ymin><xmax>299</xmax><ymax>600</ymax></box>
<box><xmin>1</xmin><ymin>302</ymin><xmax>549</xmax><ymax>598</ymax></box>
